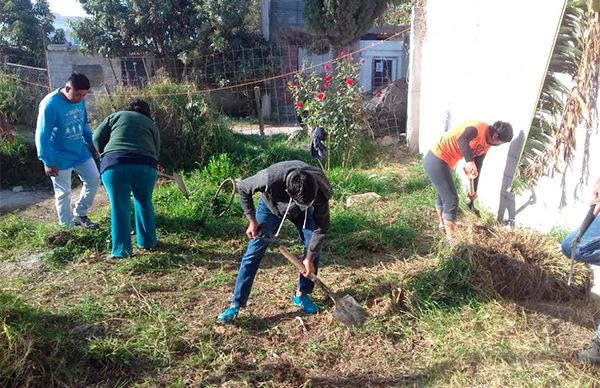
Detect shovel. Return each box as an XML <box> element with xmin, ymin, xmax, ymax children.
<box><xmin>159</xmin><ymin>171</ymin><xmax>189</xmax><ymax>199</ymax></box>
<box><xmin>567</xmin><ymin>205</ymin><xmax>597</xmax><ymax>286</ymax></box>
<box><xmin>463</xmin><ymin>167</ymin><xmax>481</xmax><ymax>217</ymax></box>
<box><xmin>256</xmin><ymin>232</ymin><xmax>368</xmax><ymax>327</ymax></box>
<box><xmin>466</xmin><ymin>177</ymin><xmax>481</xmax><ymax>217</ymax></box>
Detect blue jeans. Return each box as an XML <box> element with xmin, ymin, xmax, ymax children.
<box><xmin>101</xmin><ymin>164</ymin><xmax>158</xmax><ymax>257</ymax></box>
<box><xmin>231</xmin><ymin>197</ymin><xmax>320</xmax><ymax>308</ymax></box>
<box><xmin>561</xmin><ymin>214</ymin><xmax>600</xmax><ymax>339</ymax></box>
<box><xmin>561</xmin><ymin>214</ymin><xmax>600</xmax><ymax>263</ymax></box>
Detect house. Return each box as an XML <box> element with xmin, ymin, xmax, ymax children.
<box><xmin>405</xmin><ymin>0</ymin><xmax>599</xmax><ymax>232</ymax></box>
<box><xmin>259</xmin><ymin>0</ymin><xmax>409</xmax><ymax>121</ymax></box>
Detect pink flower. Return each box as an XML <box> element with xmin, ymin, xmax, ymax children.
<box><xmin>375</xmin><ymin>91</ymin><xmax>382</xmax><ymax>97</ymax></box>
<box><xmin>324</xmin><ymin>63</ymin><xmax>331</xmax><ymax>71</ymax></box>
<box><xmin>316</xmin><ymin>92</ymin><xmax>325</xmax><ymax>101</ymax></box>
<box><xmin>340</xmin><ymin>50</ymin><xmax>348</xmax><ymax>57</ymax></box>
<box><xmin>296</xmin><ymin>101</ymin><xmax>303</xmax><ymax>108</ymax></box>
<box><xmin>293</xmin><ymin>83</ymin><xmax>300</xmax><ymax>89</ymax></box>
<box><xmin>359</xmin><ymin>58</ymin><xmax>365</xmax><ymax>65</ymax></box>
<box><xmin>323</xmin><ymin>81</ymin><xmax>330</xmax><ymax>89</ymax></box>
<box><xmin>324</xmin><ymin>74</ymin><xmax>332</xmax><ymax>81</ymax></box>
<box><xmin>345</xmin><ymin>78</ymin><xmax>354</xmax><ymax>87</ymax></box>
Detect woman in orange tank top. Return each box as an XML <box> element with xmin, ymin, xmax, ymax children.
<box><xmin>423</xmin><ymin>120</ymin><xmax>513</xmax><ymax>243</ymax></box>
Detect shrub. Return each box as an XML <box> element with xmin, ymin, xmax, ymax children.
<box><xmin>289</xmin><ymin>53</ymin><xmax>371</xmax><ymax>168</ymax></box>
<box><xmin>0</xmin><ymin>136</ymin><xmax>46</xmax><ymax>187</ymax></box>
<box><xmin>0</xmin><ymin>73</ymin><xmax>46</xmax><ymax>127</ymax></box>
<box><xmin>93</xmin><ymin>77</ymin><xmax>234</xmax><ymax>171</ymax></box>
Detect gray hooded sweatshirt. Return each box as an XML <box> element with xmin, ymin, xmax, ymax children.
<box><xmin>237</xmin><ymin>160</ymin><xmax>333</xmax><ymax>258</ymax></box>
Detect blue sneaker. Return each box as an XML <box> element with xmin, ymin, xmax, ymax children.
<box><xmin>217</xmin><ymin>305</ymin><xmax>239</xmax><ymax>323</ymax></box>
<box><xmin>293</xmin><ymin>293</ymin><xmax>318</xmax><ymax>314</ymax></box>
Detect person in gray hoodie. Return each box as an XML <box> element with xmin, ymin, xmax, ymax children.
<box><xmin>218</xmin><ymin>160</ymin><xmax>333</xmax><ymax>323</ymax></box>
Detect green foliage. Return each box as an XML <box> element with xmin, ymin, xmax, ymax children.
<box><xmin>0</xmin><ymin>0</ymin><xmax>54</xmax><ymax>66</ymax></box>
<box><xmin>49</xmin><ymin>28</ymin><xmax>67</xmax><ymax>44</ymax></box>
<box><xmin>72</xmin><ymin>0</ymin><xmax>265</xmax><ymax>79</ymax></box>
<box><xmin>0</xmin><ymin>135</ymin><xmax>47</xmax><ymax>187</ymax></box>
<box><xmin>290</xmin><ymin>54</ymin><xmax>371</xmax><ymax>168</ymax></box>
<box><xmin>375</xmin><ymin>1</ymin><xmax>414</xmax><ymax>26</ymax></box>
<box><xmin>303</xmin><ymin>0</ymin><xmax>393</xmax><ymax>53</ymax></box>
<box><xmin>408</xmin><ymin>245</ymin><xmax>479</xmax><ymax>313</ymax></box>
<box><xmin>93</xmin><ymin>78</ymin><xmax>234</xmax><ymax>171</ymax></box>
<box><xmin>43</xmin><ymin>227</ymin><xmax>111</xmax><ymax>269</ymax></box>
<box><xmin>0</xmin><ymin>73</ymin><xmax>46</xmax><ymax>126</ymax></box>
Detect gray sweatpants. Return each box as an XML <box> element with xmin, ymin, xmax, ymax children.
<box><xmin>423</xmin><ymin>151</ymin><xmax>458</xmax><ymax>221</ymax></box>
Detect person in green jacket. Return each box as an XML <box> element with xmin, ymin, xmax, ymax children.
<box><xmin>92</xmin><ymin>100</ymin><xmax>161</xmax><ymax>260</ymax></box>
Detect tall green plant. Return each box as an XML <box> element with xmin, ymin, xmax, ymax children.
<box><xmin>0</xmin><ymin>73</ymin><xmax>46</xmax><ymax>127</ymax></box>
<box><xmin>93</xmin><ymin>78</ymin><xmax>233</xmax><ymax>171</ymax></box>
<box><xmin>289</xmin><ymin>53</ymin><xmax>371</xmax><ymax>168</ymax></box>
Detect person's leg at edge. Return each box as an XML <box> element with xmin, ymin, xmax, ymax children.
<box><xmin>130</xmin><ymin>165</ymin><xmax>158</xmax><ymax>249</ymax></box>
<box><xmin>72</xmin><ymin>158</ymin><xmax>101</xmax><ymax>220</ymax></box>
<box><xmin>51</xmin><ymin>167</ymin><xmax>74</xmax><ymax>227</ymax></box>
<box><xmin>102</xmin><ymin>165</ymin><xmax>134</xmax><ymax>257</ymax></box>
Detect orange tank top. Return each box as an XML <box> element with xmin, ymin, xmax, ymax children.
<box><xmin>431</xmin><ymin>120</ymin><xmax>491</xmax><ymax>168</ymax></box>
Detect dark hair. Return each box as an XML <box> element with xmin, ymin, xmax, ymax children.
<box><xmin>490</xmin><ymin>121</ymin><xmax>513</xmax><ymax>143</ymax></box>
<box><xmin>128</xmin><ymin>99</ymin><xmax>152</xmax><ymax>119</ymax></box>
<box><xmin>67</xmin><ymin>73</ymin><xmax>90</xmax><ymax>90</ymax></box>
<box><xmin>286</xmin><ymin>168</ymin><xmax>317</xmax><ymax>203</ymax></box>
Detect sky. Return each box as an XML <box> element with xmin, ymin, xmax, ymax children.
<box><xmin>48</xmin><ymin>0</ymin><xmax>88</xmax><ymax>17</ymax></box>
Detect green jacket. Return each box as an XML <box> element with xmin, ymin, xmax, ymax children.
<box><xmin>93</xmin><ymin>110</ymin><xmax>160</xmax><ymax>159</ymax></box>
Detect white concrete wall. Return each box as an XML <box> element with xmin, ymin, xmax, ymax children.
<box><xmin>412</xmin><ymin>0</ymin><xmax>600</xmax><ymax>232</ymax></box>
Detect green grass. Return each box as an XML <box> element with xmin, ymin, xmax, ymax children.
<box><xmin>1</xmin><ymin>143</ymin><xmax>600</xmax><ymax>386</ymax></box>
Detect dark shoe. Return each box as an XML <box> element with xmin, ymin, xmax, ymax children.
<box><xmin>293</xmin><ymin>292</ymin><xmax>319</xmax><ymax>314</ymax></box>
<box><xmin>579</xmin><ymin>339</ymin><xmax>600</xmax><ymax>363</ymax></box>
<box><xmin>73</xmin><ymin>216</ymin><xmax>99</xmax><ymax>229</ymax></box>
<box><xmin>217</xmin><ymin>305</ymin><xmax>239</xmax><ymax>323</ymax></box>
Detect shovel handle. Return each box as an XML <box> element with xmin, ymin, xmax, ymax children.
<box><xmin>276</xmin><ymin>245</ymin><xmax>308</xmax><ymax>274</ymax></box>
<box><xmin>576</xmin><ymin>205</ymin><xmax>597</xmax><ymax>240</ymax></box>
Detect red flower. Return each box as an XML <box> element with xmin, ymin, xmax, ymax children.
<box><xmin>296</xmin><ymin>101</ymin><xmax>303</xmax><ymax>108</ymax></box>
<box><xmin>324</xmin><ymin>63</ymin><xmax>331</xmax><ymax>71</ymax></box>
<box><xmin>323</xmin><ymin>81</ymin><xmax>330</xmax><ymax>89</ymax></box>
<box><xmin>375</xmin><ymin>91</ymin><xmax>382</xmax><ymax>97</ymax></box>
<box><xmin>316</xmin><ymin>92</ymin><xmax>325</xmax><ymax>101</ymax></box>
<box><xmin>340</xmin><ymin>50</ymin><xmax>348</xmax><ymax>57</ymax></box>
<box><xmin>293</xmin><ymin>83</ymin><xmax>300</xmax><ymax>89</ymax></box>
<box><xmin>345</xmin><ymin>78</ymin><xmax>354</xmax><ymax>87</ymax></box>
<box><xmin>324</xmin><ymin>74</ymin><xmax>332</xmax><ymax>81</ymax></box>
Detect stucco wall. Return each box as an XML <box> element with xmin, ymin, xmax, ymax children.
<box><xmin>409</xmin><ymin>0</ymin><xmax>600</xmax><ymax>232</ymax></box>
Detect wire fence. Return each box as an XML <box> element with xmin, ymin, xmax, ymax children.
<box><xmin>1</xmin><ymin>36</ymin><xmax>408</xmax><ymax>138</ymax></box>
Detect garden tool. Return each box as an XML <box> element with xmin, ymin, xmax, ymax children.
<box><xmin>159</xmin><ymin>171</ymin><xmax>189</xmax><ymax>199</ymax></box>
<box><xmin>256</xmin><ymin>228</ymin><xmax>368</xmax><ymax>327</ymax></box>
<box><xmin>567</xmin><ymin>205</ymin><xmax>597</xmax><ymax>286</ymax></box>
<box><xmin>464</xmin><ymin>168</ymin><xmax>481</xmax><ymax>218</ymax></box>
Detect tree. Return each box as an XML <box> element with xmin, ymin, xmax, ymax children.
<box><xmin>0</xmin><ymin>0</ymin><xmax>55</xmax><ymax>66</ymax></box>
<box><xmin>71</xmin><ymin>0</ymin><xmax>257</xmax><ymax>66</ymax></box>
<box><xmin>49</xmin><ymin>28</ymin><xmax>67</xmax><ymax>44</ymax></box>
<box><xmin>303</xmin><ymin>0</ymin><xmax>399</xmax><ymax>54</ymax></box>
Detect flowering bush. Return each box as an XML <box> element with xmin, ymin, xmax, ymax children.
<box><xmin>289</xmin><ymin>53</ymin><xmax>371</xmax><ymax>168</ymax></box>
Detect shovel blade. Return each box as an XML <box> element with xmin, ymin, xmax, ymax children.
<box><xmin>332</xmin><ymin>295</ymin><xmax>369</xmax><ymax>327</ymax></box>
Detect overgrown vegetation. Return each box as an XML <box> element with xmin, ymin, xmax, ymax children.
<box><xmin>1</xmin><ymin>139</ymin><xmax>598</xmax><ymax>386</ymax></box>
<box><xmin>0</xmin><ymin>135</ymin><xmax>46</xmax><ymax>187</ymax></box>
<box><xmin>290</xmin><ymin>53</ymin><xmax>371</xmax><ymax>168</ymax></box>
<box><xmin>0</xmin><ymin>73</ymin><xmax>46</xmax><ymax>127</ymax></box>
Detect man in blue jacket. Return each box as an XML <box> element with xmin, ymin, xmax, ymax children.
<box><xmin>35</xmin><ymin>73</ymin><xmax>100</xmax><ymax>228</ymax></box>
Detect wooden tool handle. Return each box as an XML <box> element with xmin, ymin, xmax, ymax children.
<box><xmin>576</xmin><ymin>205</ymin><xmax>597</xmax><ymax>240</ymax></box>
<box><xmin>277</xmin><ymin>246</ymin><xmax>307</xmax><ymax>274</ymax></box>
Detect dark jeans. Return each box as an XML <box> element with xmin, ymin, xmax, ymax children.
<box><xmin>231</xmin><ymin>197</ymin><xmax>320</xmax><ymax>308</ymax></box>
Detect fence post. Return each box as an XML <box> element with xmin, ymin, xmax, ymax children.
<box><xmin>254</xmin><ymin>86</ymin><xmax>265</xmax><ymax>138</ymax></box>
